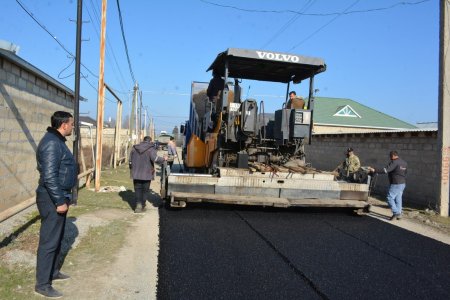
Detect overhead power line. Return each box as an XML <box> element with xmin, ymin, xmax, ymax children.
<box><xmin>85</xmin><ymin>0</ymin><xmax>130</xmax><ymax>94</ymax></box>
<box><xmin>116</xmin><ymin>0</ymin><xmax>136</xmax><ymax>83</ymax></box>
<box><xmin>200</xmin><ymin>0</ymin><xmax>431</xmax><ymax>16</ymax></box>
<box><xmin>260</xmin><ymin>0</ymin><xmax>316</xmax><ymax>49</ymax></box>
<box><xmin>15</xmin><ymin>0</ymin><xmax>99</xmax><ymax>79</ymax></box>
<box><xmin>15</xmin><ymin>0</ymin><xmax>126</xmax><ymax>103</ymax></box>
<box><xmin>289</xmin><ymin>0</ymin><xmax>362</xmax><ymax>51</ymax></box>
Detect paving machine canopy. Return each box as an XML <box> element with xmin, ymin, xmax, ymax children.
<box><xmin>207</xmin><ymin>48</ymin><xmax>326</xmax><ymax>83</ymax></box>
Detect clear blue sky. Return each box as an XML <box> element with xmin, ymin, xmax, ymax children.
<box><xmin>1</xmin><ymin>0</ymin><xmax>439</xmax><ymax>133</ymax></box>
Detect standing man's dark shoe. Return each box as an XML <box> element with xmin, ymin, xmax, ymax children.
<box><xmin>52</xmin><ymin>271</ymin><xmax>70</xmax><ymax>281</ymax></box>
<box><xmin>134</xmin><ymin>203</ymin><xmax>143</xmax><ymax>213</ymax></box>
<box><xmin>35</xmin><ymin>286</ymin><xmax>63</xmax><ymax>298</ymax></box>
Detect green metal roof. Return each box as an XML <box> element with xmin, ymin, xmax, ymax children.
<box><xmin>312</xmin><ymin>97</ymin><xmax>416</xmax><ymax>129</ymax></box>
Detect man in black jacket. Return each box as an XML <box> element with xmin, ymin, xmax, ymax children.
<box><xmin>207</xmin><ymin>69</ymin><xmax>225</xmax><ymax>114</ymax></box>
<box><xmin>35</xmin><ymin>111</ymin><xmax>76</xmax><ymax>298</ymax></box>
<box><xmin>369</xmin><ymin>150</ymin><xmax>408</xmax><ymax>220</ymax></box>
<box><xmin>129</xmin><ymin>136</ymin><xmax>166</xmax><ymax>213</ymax></box>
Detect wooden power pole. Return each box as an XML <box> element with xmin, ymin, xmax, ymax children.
<box><xmin>438</xmin><ymin>0</ymin><xmax>450</xmax><ymax>216</ymax></box>
<box><xmin>72</xmin><ymin>0</ymin><xmax>83</xmax><ymax>204</ymax></box>
<box><xmin>130</xmin><ymin>83</ymin><xmax>138</xmax><ymax>143</ymax></box>
<box><xmin>94</xmin><ymin>0</ymin><xmax>107</xmax><ymax>192</ymax></box>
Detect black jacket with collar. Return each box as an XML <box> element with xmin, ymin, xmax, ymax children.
<box><xmin>374</xmin><ymin>157</ymin><xmax>407</xmax><ymax>184</ymax></box>
<box><xmin>36</xmin><ymin>127</ymin><xmax>77</xmax><ymax>206</ymax></box>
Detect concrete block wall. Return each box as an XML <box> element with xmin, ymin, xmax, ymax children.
<box><xmin>0</xmin><ymin>55</ymin><xmax>74</xmax><ymax>212</ymax></box>
<box><xmin>80</xmin><ymin>127</ymin><xmax>129</xmax><ymax>149</ymax></box>
<box><xmin>79</xmin><ymin>127</ymin><xmax>130</xmax><ymax>169</ymax></box>
<box><xmin>305</xmin><ymin>131</ymin><xmax>440</xmax><ymax>208</ymax></box>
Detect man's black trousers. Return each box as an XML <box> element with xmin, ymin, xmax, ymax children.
<box><xmin>133</xmin><ymin>179</ymin><xmax>151</xmax><ymax>208</ymax></box>
<box><xmin>35</xmin><ymin>189</ymin><xmax>66</xmax><ymax>289</ymax></box>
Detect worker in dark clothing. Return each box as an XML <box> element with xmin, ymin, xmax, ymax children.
<box><xmin>129</xmin><ymin>136</ymin><xmax>166</xmax><ymax>213</ymax></box>
<box><xmin>206</xmin><ymin>69</ymin><xmax>226</xmax><ymax>132</ymax></box>
<box><xmin>206</xmin><ymin>70</ymin><xmax>225</xmax><ymax>108</ymax></box>
<box><xmin>368</xmin><ymin>150</ymin><xmax>408</xmax><ymax>220</ymax></box>
<box><xmin>207</xmin><ymin>69</ymin><xmax>225</xmax><ymax>114</ymax></box>
<box><xmin>35</xmin><ymin>111</ymin><xmax>76</xmax><ymax>298</ymax></box>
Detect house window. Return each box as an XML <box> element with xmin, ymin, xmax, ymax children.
<box><xmin>333</xmin><ymin>105</ymin><xmax>361</xmax><ymax>118</ymax></box>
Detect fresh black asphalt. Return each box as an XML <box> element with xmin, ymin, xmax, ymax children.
<box><xmin>157</xmin><ymin>205</ymin><xmax>450</xmax><ymax>300</ymax></box>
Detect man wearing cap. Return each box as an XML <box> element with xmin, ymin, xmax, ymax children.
<box><xmin>368</xmin><ymin>151</ymin><xmax>407</xmax><ymax>220</ymax></box>
<box><xmin>337</xmin><ymin>147</ymin><xmax>361</xmax><ymax>182</ymax></box>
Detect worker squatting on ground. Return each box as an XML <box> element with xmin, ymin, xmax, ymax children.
<box><xmin>336</xmin><ymin>147</ymin><xmax>361</xmax><ymax>182</ymax></box>
<box><xmin>129</xmin><ymin>136</ymin><xmax>167</xmax><ymax>213</ymax></box>
<box><xmin>35</xmin><ymin>111</ymin><xmax>76</xmax><ymax>298</ymax></box>
<box><xmin>368</xmin><ymin>150</ymin><xmax>408</xmax><ymax>220</ymax></box>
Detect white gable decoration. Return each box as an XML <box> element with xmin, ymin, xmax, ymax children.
<box><xmin>333</xmin><ymin>105</ymin><xmax>361</xmax><ymax>118</ymax></box>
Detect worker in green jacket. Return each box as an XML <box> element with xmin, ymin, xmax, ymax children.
<box><xmin>337</xmin><ymin>147</ymin><xmax>361</xmax><ymax>182</ymax></box>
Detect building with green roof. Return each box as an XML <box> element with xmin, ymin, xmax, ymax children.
<box><xmin>311</xmin><ymin>97</ymin><xmax>416</xmax><ymax>133</ymax></box>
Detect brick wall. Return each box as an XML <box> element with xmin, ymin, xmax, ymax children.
<box><xmin>305</xmin><ymin>131</ymin><xmax>440</xmax><ymax>208</ymax></box>
<box><xmin>0</xmin><ymin>54</ymin><xmax>74</xmax><ymax>212</ymax></box>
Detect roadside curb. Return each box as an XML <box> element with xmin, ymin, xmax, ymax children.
<box><xmin>367</xmin><ymin>199</ymin><xmax>450</xmax><ymax>245</ymax></box>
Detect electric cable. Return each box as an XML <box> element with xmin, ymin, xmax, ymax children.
<box><xmin>289</xmin><ymin>0</ymin><xmax>361</xmax><ymax>51</ymax></box>
<box><xmin>86</xmin><ymin>0</ymin><xmax>130</xmax><ymax>92</ymax></box>
<box><xmin>260</xmin><ymin>0</ymin><xmax>316</xmax><ymax>49</ymax></box>
<box><xmin>116</xmin><ymin>0</ymin><xmax>136</xmax><ymax>83</ymax></box>
<box><xmin>58</xmin><ymin>57</ymin><xmax>75</xmax><ymax>79</ymax></box>
<box><xmin>15</xmin><ymin>0</ymin><xmax>98</xmax><ymax>79</ymax></box>
<box><xmin>200</xmin><ymin>0</ymin><xmax>431</xmax><ymax>17</ymax></box>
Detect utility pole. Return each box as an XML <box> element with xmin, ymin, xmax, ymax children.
<box><xmin>438</xmin><ymin>0</ymin><xmax>450</xmax><ymax>217</ymax></box>
<box><xmin>135</xmin><ymin>85</ymin><xmax>140</xmax><ymax>143</ymax></box>
<box><xmin>130</xmin><ymin>83</ymin><xmax>138</xmax><ymax>143</ymax></box>
<box><xmin>72</xmin><ymin>0</ymin><xmax>83</xmax><ymax>204</ymax></box>
<box><xmin>94</xmin><ymin>0</ymin><xmax>107</xmax><ymax>192</ymax></box>
<box><xmin>143</xmin><ymin>106</ymin><xmax>147</xmax><ymax>137</ymax></box>
<box><xmin>139</xmin><ymin>91</ymin><xmax>143</xmax><ymax>139</ymax></box>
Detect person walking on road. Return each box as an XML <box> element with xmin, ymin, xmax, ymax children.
<box><xmin>129</xmin><ymin>136</ymin><xmax>166</xmax><ymax>213</ymax></box>
<box><xmin>167</xmin><ymin>136</ymin><xmax>177</xmax><ymax>171</ymax></box>
<box><xmin>35</xmin><ymin>111</ymin><xmax>76</xmax><ymax>298</ymax></box>
<box><xmin>368</xmin><ymin>150</ymin><xmax>408</xmax><ymax>220</ymax></box>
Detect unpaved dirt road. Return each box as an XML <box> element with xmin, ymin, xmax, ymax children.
<box><xmin>61</xmin><ymin>206</ymin><xmax>159</xmax><ymax>300</ymax></box>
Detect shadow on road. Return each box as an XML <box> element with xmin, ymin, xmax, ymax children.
<box><xmin>119</xmin><ymin>190</ymin><xmax>135</xmax><ymax>210</ymax></box>
<box><xmin>119</xmin><ymin>188</ymin><xmax>163</xmax><ymax>210</ymax></box>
